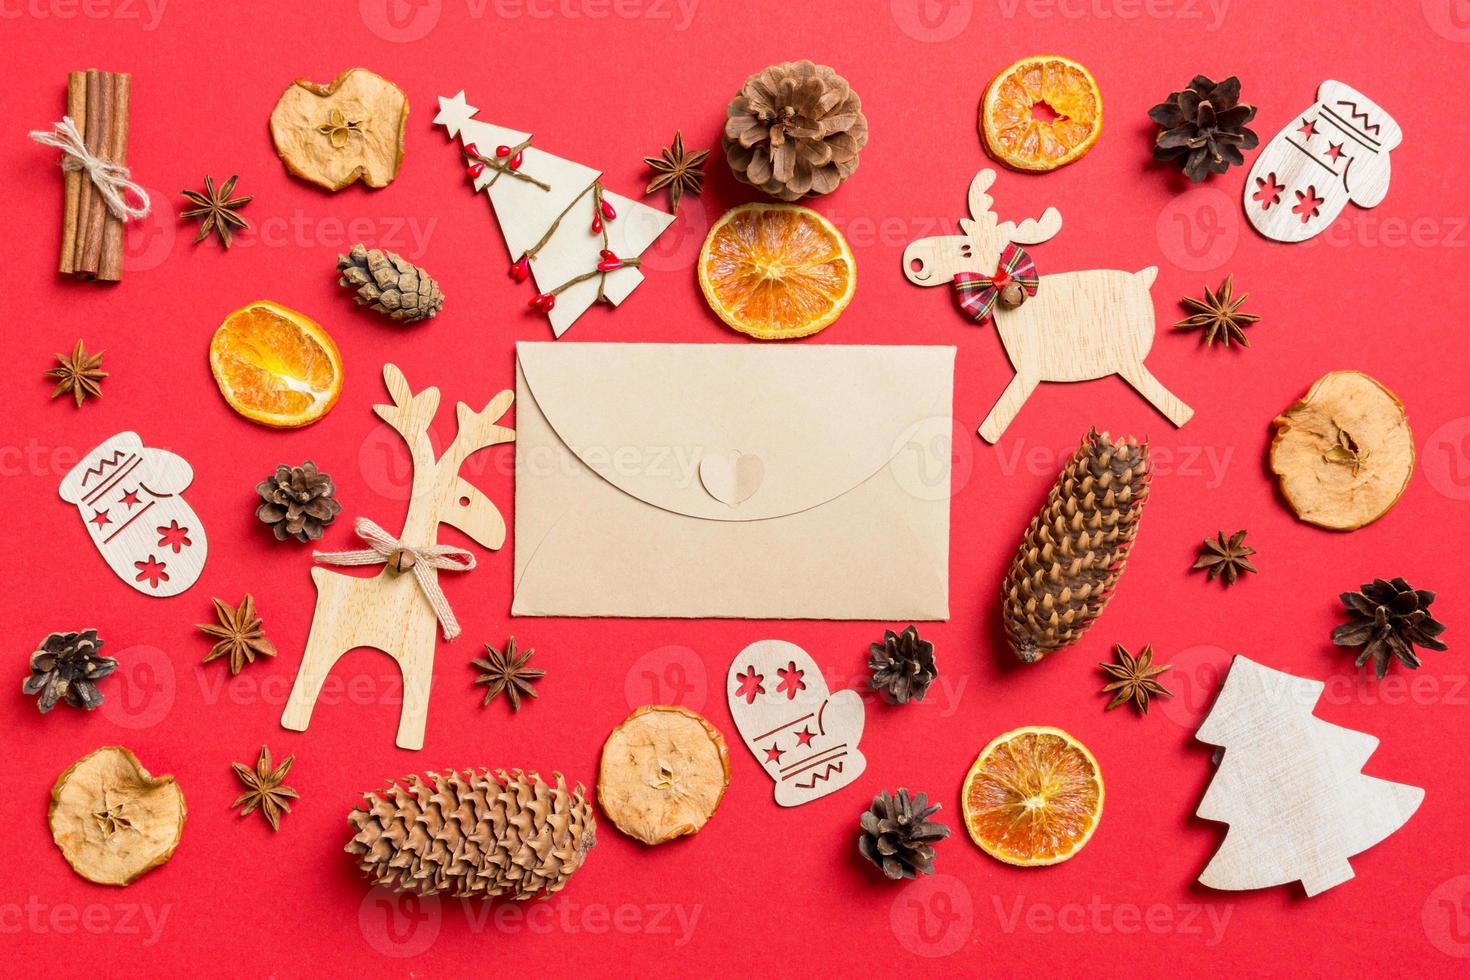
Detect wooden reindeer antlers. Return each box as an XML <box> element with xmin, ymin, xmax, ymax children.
<box><xmin>961</xmin><ymin>169</ymin><xmax>1063</xmax><ymax>245</ymax></box>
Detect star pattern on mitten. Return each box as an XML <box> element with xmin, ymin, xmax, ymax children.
<box><xmin>133</xmin><ymin>556</ymin><xmax>169</xmax><ymax>588</ymax></box>
<box><xmin>776</xmin><ymin>662</ymin><xmax>806</xmax><ymax>700</ymax></box>
<box><xmin>157</xmin><ymin>521</ymin><xmax>192</xmax><ymax>553</ymax></box>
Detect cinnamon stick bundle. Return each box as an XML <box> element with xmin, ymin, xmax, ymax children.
<box><xmin>58</xmin><ymin>70</ymin><xmax>132</xmax><ymax>282</ymax></box>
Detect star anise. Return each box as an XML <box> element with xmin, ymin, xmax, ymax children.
<box><xmin>643</xmin><ymin>131</ymin><xmax>709</xmax><ymax>212</ymax></box>
<box><xmin>317</xmin><ymin>108</ymin><xmax>363</xmax><ymax>149</ymax></box>
<box><xmin>472</xmin><ymin>637</ymin><xmax>545</xmax><ymax>711</ymax></box>
<box><xmin>180</xmin><ymin>175</ymin><xmax>252</xmax><ymax>248</ymax></box>
<box><xmin>197</xmin><ymin>595</ymin><xmax>277</xmax><ymax>675</ymax></box>
<box><xmin>46</xmin><ymin>340</ymin><xmax>107</xmax><ymax>407</ymax></box>
<box><xmin>1192</xmin><ymin>529</ymin><xmax>1258</xmax><ymax>585</ymax></box>
<box><xmin>1099</xmin><ymin>644</ymin><xmax>1173</xmax><ymax>714</ymax></box>
<box><xmin>1176</xmin><ymin>274</ymin><xmax>1259</xmax><ymax>348</ymax></box>
<box><xmin>231</xmin><ymin>745</ymin><xmax>298</xmax><ymax>831</ymax></box>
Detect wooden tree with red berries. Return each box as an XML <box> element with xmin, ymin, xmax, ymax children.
<box><xmin>433</xmin><ymin>90</ymin><xmax>674</xmax><ymax>337</ymax></box>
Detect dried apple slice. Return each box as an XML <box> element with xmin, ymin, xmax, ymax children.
<box><xmin>598</xmin><ymin>705</ymin><xmax>730</xmax><ymax>846</ymax></box>
<box><xmin>1269</xmin><ymin>370</ymin><xmax>1413</xmax><ymax>530</ymax></box>
<box><xmin>269</xmin><ymin>68</ymin><xmax>408</xmax><ymax>191</ymax></box>
<box><xmin>49</xmin><ymin>746</ymin><xmax>186</xmax><ymax>886</ymax></box>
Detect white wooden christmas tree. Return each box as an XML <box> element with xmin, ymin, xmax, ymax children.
<box><xmin>433</xmin><ymin>91</ymin><xmax>674</xmax><ymax>337</ymax></box>
<box><xmin>1195</xmin><ymin>655</ymin><xmax>1424</xmax><ymax>896</ymax></box>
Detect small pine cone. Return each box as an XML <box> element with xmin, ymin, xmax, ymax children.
<box><xmin>336</xmin><ymin>243</ymin><xmax>444</xmax><ymax>324</ymax></box>
<box><xmin>255</xmin><ymin>460</ymin><xmax>342</xmax><ymax>542</ymax></box>
<box><xmin>1003</xmin><ymin>428</ymin><xmax>1151</xmax><ymax>663</ymax></box>
<box><xmin>867</xmin><ymin>626</ymin><xmax>937</xmax><ymax>704</ymax></box>
<box><xmin>858</xmin><ymin>788</ymin><xmax>951</xmax><ymax>880</ymax></box>
<box><xmin>1332</xmin><ymin>576</ymin><xmax>1448</xmax><ymax>678</ymax></box>
<box><xmin>23</xmin><ymin>630</ymin><xmax>117</xmax><ymax>712</ymax></box>
<box><xmin>346</xmin><ymin>768</ymin><xmax>596</xmax><ymax>900</ymax></box>
<box><xmin>1148</xmin><ymin>75</ymin><xmax>1259</xmax><ymax>182</ymax></box>
<box><xmin>723</xmin><ymin>60</ymin><xmax>869</xmax><ymax>201</ymax></box>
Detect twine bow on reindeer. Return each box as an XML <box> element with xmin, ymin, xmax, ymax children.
<box><xmin>29</xmin><ymin>116</ymin><xmax>151</xmax><ymax>221</ymax></box>
<box><xmin>953</xmin><ymin>243</ymin><xmax>1038</xmax><ymax>324</ymax></box>
<box><xmin>314</xmin><ymin>518</ymin><xmax>477</xmax><ymax>640</ymax></box>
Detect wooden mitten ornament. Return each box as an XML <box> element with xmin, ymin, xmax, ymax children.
<box><xmin>281</xmin><ymin>364</ymin><xmax>514</xmax><ymax>750</ymax></box>
<box><xmin>1195</xmin><ymin>655</ymin><xmax>1424</xmax><ymax>896</ymax></box>
<box><xmin>727</xmin><ymin>639</ymin><xmax>866</xmax><ymax>806</ymax></box>
<box><xmin>433</xmin><ymin>91</ymin><xmax>674</xmax><ymax>337</ymax></box>
<box><xmin>59</xmin><ymin>432</ymin><xmax>207</xmax><ymax>597</ymax></box>
<box><xmin>903</xmin><ymin>169</ymin><xmax>1192</xmax><ymax>442</ymax></box>
<box><xmin>1244</xmin><ymin>81</ymin><xmax>1400</xmax><ymax>243</ymax></box>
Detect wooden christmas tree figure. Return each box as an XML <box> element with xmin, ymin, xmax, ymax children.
<box><xmin>1194</xmin><ymin>655</ymin><xmax>1424</xmax><ymax>896</ymax></box>
<box><xmin>433</xmin><ymin>91</ymin><xmax>675</xmax><ymax>337</ymax></box>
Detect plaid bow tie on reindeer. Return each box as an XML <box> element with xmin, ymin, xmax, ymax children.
<box><xmin>904</xmin><ymin>169</ymin><xmax>1193</xmax><ymax>443</ymax></box>
<box><xmin>953</xmin><ymin>243</ymin><xmax>1039</xmax><ymax>323</ymax></box>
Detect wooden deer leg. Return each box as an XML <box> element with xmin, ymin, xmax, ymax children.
<box><xmin>1117</xmin><ymin>361</ymin><xmax>1194</xmax><ymax>428</ymax></box>
<box><xmin>978</xmin><ymin>373</ymin><xmax>1038</xmax><ymax>443</ymax></box>
<box><xmin>282</xmin><ymin>567</ymin><xmax>376</xmax><ymax>735</ymax></box>
<box><xmin>394</xmin><ymin>635</ymin><xmax>434</xmax><ymax>751</ymax></box>
<box><xmin>281</xmin><ymin>607</ymin><xmax>349</xmax><ymax>734</ymax></box>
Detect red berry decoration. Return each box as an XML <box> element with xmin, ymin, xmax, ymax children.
<box><xmin>600</xmin><ymin>199</ymin><xmax>617</xmax><ymax>221</ymax></box>
<box><xmin>467</xmin><ymin>161</ymin><xmax>485</xmax><ymax>178</ymax></box>
<box><xmin>591</xmin><ymin>214</ymin><xmax>602</xmax><ymax>234</ymax></box>
<box><xmin>496</xmin><ymin>145</ymin><xmax>511</xmax><ymax>157</ymax></box>
<box><xmin>529</xmin><ymin>293</ymin><xmax>555</xmax><ymax>313</ymax></box>
<box><xmin>509</xmin><ymin>151</ymin><xmax>524</xmax><ymax>171</ymax></box>
<box><xmin>597</xmin><ymin>251</ymin><xmax>623</xmax><ymax>272</ymax></box>
<box><xmin>463</xmin><ymin>142</ymin><xmax>479</xmax><ymax>158</ymax></box>
<box><xmin>509</xmin><ymin>256</ymin><xmax>531</xmax><ymax>283</ymax></box>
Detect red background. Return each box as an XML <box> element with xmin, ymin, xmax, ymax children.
<box><xmin>5</xmin><ymin>0</ymin><xmax>1469</xmax><ymax>976</ymax></box>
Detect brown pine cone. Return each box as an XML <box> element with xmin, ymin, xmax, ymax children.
<box><xmin>867</xmin><ymin>626</ymin><xmax>938</xmax><ymax>705</ymax></box>
<box><xmin>23</xmin><ymin>630</ymin><xmax>116</xmax><ymax>712</ymax></box>
<box><xmin>346</xmin><ymin>768</ymin><xmax>595</xmax><ymax>900</ymax></box>
<box><xmin>1332</xmin><ymin>577</ymin><xmax>1448</xmax><ymax>678</ymax></box>
<box><xmin>336</xmin><ymin>244</ymin><xmax>444</xmax><ymax>324</ymax></box>
<box><xmin>255</xmin><ymin>461</ymin><xmax>342</xmax><ymax>542</ymax></box>
<box><xmin>1002</xmin><ymin>429</ymin><xmax>1152</xmax><ymax>663</ymax></box>
<box><xmin>858</xmin><ymin>788</ymin><xmax>950</xmax><ymax>880</ymax></box>
<box><xmin>1148</xmin><ymin>75</ymin><xmax>1259</xmax><ymax>182</ymax></box>
<box><xmin>723</xmin><ymin>61</ymin><xmax>869</xmax><ymax>201</ymax></box>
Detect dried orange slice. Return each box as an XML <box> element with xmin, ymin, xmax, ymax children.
<box><xmin>698</xmin><ymin>203</ymin><xmax>855</xmax><ymax>340</ymax></box>
<box><xmin>209</xmin><ymin>300</ymin><xmax>343</xmax><ymax>427</ymax></box>
<box><xmin>961</xmin><ymin>726</ymin><xmax>1103</xmax><ymax>866</ymax></box>
<box><xmin>981</xmin><ymin>56</ymin><xmax>1102</xmax><ymax>172</ymax></box>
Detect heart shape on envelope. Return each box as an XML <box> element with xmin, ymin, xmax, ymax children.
<box><xmin>511</xmin><ymin>342</ymin><xmax>956</xmax><ymax>619</ymax></box>
<box><xmin>727</xmin><ymin>639</ymin><xmax>866</xmax><ymax>806</ymax></box>
<box><xmin>700</xmin><ymin>451</ymin><xmax>764</xmax><ymax>505</ymax></box>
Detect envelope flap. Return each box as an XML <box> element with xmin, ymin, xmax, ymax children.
<box><xmin>517</xmin><ymin>342</ymin><xmax>955</xmax><ymax>522</ymax></box>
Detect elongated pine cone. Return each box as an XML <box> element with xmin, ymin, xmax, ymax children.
<box><xmin>1003</xmin><ymin>429</ymin><xmax>1151</xmax><ymax>663</ymax></box>
<box><xmin>346</xmin><ymin>768</ymin><xmax>595</xmax><ymax>900</ymax></box>
<box><xmin>336</xmin><ymin>243</ymin><xmax>444</xmax><ymax>323</ymax></box>
<box><xmin>723</xmin><ymin>60</ymin><xmax>868</xmax><ymax>201</ymax></box>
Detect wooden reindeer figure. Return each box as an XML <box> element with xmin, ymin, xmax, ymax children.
<box><xmin>281</xmin><ymin>363</ymin><xmax>515</xmax><ymax>750</ymax></box>
<box><xmin>903</xmin><ymin>169</ymin><xmax>1193</xmax><ymax>442</ymax></box>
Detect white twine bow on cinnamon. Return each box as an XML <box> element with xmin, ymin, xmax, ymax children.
<box><xmin>314</xmin><ymin>518</ymin><xmax>477</xmax><ymax>640</ymax></box>
<box><xmin>29</xmin><ymin>116</ymin><xmax>151</xmax><ymax>221</ymax></box>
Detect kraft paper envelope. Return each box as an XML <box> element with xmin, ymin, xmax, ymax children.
<box><xmin>513</xmin><ymin>342</ymin><xmax>955</xmax><ymax>619</ymax></box>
